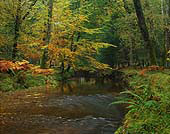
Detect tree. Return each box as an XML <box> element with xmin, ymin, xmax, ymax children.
<box><xmin>40</xmin><ymin>0</ymin><xmax>53</xmax><ymax>68</ymax></box>
<box><xmin>164</xmin><ymin>0</ymin><xmax>170</xmax><ymax>50</ymax></box>
<box><xmin>12</xmin><ymin>0</ymin><xmax>38</xmax><ymax>59</ymax></box>
<box><xmin>133</xmin><ymin>0</ymin><xmax>157</xmax><ymax>65</ymax></box>
<box><xmin>46</xmin><ymin>0</ymin><xmax>113</xmax><ymax>74</ymax></box>
<box><xmin>161</xmin><ymin>0</ymin><xmax>170</xmax><ymax>66</ymax></box>
<box><xmin>122</xmin><ymin>0</ymin><xmax>134</xmax><ymax>66</ymax></box>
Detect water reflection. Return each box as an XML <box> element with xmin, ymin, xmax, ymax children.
<box><xmin>56</xmin><ymin>77</ymin><xmax>122</xmax><ymax>95</ymax></box>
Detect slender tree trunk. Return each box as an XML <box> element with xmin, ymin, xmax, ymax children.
<box><xmin>161</xmin><ymin>0</ymin><xmax>167</xmax><ymax>66</ymax></box>
<box><xmin>165</xmin><ymin>0</ymin><xmax>170</xmax><ymax>50</ymax></box>
<box><xmin>133</xmin><ymin>0</ymin><xmax>157</xmax><ymax>65</ymax></box>
<box><xmin>41</xmin><ymin>0</ymin><xmax>53</xmax><ymax>68</ymax></box>
<box><xmin>122</xmin><ymin>0</ymin><xmax>134</xmax><ymax>66</ymax></box>
<box><xmin>165</xmin><ymin>0</ymin><xmax>170</xmax><ymax>66</ymax></box>
<box><xmin>12</xmin><ymin>0</ymin><xmax>21</xmax><ymax>59</ymax></box>
<box><xmin>66</xmin><ymin>32</ymin><xmax>81</xmax><ymax>72</ymax></box>
<box><xmin>129</xmin><ymin>40</ymin><xmax>134</xmax><ymax>66</ymax></box>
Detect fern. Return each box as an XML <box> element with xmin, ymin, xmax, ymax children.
<box><xmin>110</xmin><ymin>100</ymin><xmax>137</xmax><ymax>106</ymax></box>
<box><xmin>120</xmin><ymin>90</ymin><xmax>143</xmax><ymax>102</ymax></box>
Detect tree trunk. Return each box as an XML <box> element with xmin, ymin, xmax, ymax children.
<box><xmin>41</xmin><ymin>0</ymin><xmax>53</xmax><ymax>68</ymax></box>
<box><xmin>133</xmin><ymin>0</ymin><xmax>157</xmax><ymax>65</ymax></box>
<box><xmin>122</xmin><ymin>0</ymin><xmax>134</xmax><ymax>66</ymax></box>
<box><xmin>161</xmin><ymin>0</ymin><xmax>167</xmax><ymax>66</ymax></box>
<box><xmin>12</xmin><ymin>0</ymin><xmax>38</xmax><ymax>60</ymax></box>
<box><xmin>164</xmin><ymin>0</ymin><xmax>170</xmax><ymax>66</ymax></box>
<box><xmin>160</xmin><ymin>0</ymin><xmax>170</xmax><ymax>66</ymax></box>
<box><xmin>12</xmin><ymin>0</ymin><xmax>21</xmax><ymax>59</ymax></box>
<box><xmin>129</xmin><ymin>40</ymin><xmax>134</xmax><ymax>66</ymax></box>
<box><xmin>165</xmin><ymin>0</ymin><xmax>170</xmax><ymax>50</ymax></box>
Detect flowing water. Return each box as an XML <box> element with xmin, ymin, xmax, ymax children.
<box><xmin>0</xmin><ymin>78</ymin><xmax>126</xmax><ymax>134</ymax></box>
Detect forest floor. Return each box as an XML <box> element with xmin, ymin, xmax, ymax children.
<box><xmin>115</xmin><ymin>68</ymin><xmax>170</xmax><ymax>134</ymax></box>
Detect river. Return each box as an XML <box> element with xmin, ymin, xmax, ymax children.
<box><xmin>0</xmin><ymin>78</ymin><xmax>125</xmax><ymax>134</ymax></box>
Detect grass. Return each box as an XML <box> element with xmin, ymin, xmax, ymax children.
<box><xmin>115</xmin><ymin>69</ymin><xmax>170</xmax><ymax>134</ymax></box>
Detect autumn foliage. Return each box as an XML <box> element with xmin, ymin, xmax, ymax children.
<box><xmin>0</xmin><ymin>60</ymin><xmax>30</xmax><ymax>73</ymax></box>
<box><xmin>139</xmin><ymin>66</ymin><xmax>164</xmax><ymax>76</ymax></box>
<box><xmin>0</xmin><ymin>60</ymin><xmax>54</xmax><ymax>75</ymax></box>
<box><xmin>32</xmin><ymin>68</ymin><xmax>54</xmax><ymax>75</ymax></box>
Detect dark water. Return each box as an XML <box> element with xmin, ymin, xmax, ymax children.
<box><xmin>0</xmin><ymin>78</ymin><xmax>125</xmax><ymax>134</ymax></box>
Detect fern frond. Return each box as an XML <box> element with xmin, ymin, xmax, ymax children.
<box><xmin>120</xmin><ymin>90</ymin><xmax>143</xmax><ymax>102</ymax></box>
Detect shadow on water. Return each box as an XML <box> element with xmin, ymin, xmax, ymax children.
<box><xmin>0</xmin><ymin>78</ymin><xmax>126</xmax><ymax>134</ymax></box>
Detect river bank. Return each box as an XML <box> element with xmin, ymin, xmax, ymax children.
<box><xmin>115</xmin><ymin>68</ymin><xmax>170</xmax><ymax>134</ymax></box>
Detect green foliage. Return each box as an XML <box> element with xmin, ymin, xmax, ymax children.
<box><xmin>0</xmin><ymin>70</ymin><xmax>60</xmax><ymax>91</ymax></box>
<box><xmin>0</xmin><ymin>73</ymin><xmax>14</xmax><ymax>91</ymax></box>
<box><xmin>25</xmin><ymin>73</ymin><xmax>46</xmax><ymax>87</ymax></box>
<box><xmin>114</xmin><ymin>70</ymin><xmax>170</xmax><ymax>134</ymax></box>
<box><xmin>0</xmin><ymin>0</ymin><xmax>169</xmax><ymax>67</ymax></box>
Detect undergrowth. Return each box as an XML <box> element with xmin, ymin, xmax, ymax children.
<box><xmin>114</xmin><ymin>70</ymin><xmax>170</xmax><ymax>134</ymax></box>
<box><xmin>0</xmin><ymin>71</ymin><xmax>59</xmax><ymax>92</ymax></box>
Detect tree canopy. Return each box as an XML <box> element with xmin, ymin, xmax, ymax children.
<box><xmin>0</xmin><ymin>0</ymin><xmax>170</xmax><ymax>71</ymax></box>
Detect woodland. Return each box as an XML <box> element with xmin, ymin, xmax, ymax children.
<box><xmin>1</xmin><ymin>0</ymin><xmax>170</xmax><ymax>69</ymax></box>
<box><xmin>0</xmin><ymin>0</ymin><xmax>170</xmax><ymax>134</ymax></box>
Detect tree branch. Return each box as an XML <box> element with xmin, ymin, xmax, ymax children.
<box><xmin>22</xmin><ymin>0</ymin><xmax>38</xmax><ymax>21</ymax></box>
